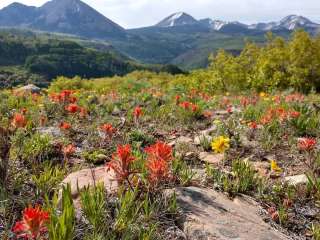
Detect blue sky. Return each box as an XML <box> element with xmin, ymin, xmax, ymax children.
<box><xmin>1</xmin><ymin>0</ymin><xmax>320</xmax><ymax>28</ymax></box>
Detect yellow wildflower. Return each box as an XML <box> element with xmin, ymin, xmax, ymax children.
<box><xmin>270</xmin><ymin>160</ymin><xmax>282</xmax><ymax>172</ymax></box>
<box><xmin>260</xmin><ymin>92</ymin><xmax>267</xmax><ymax>97</ymax></box>
<box><xmin>211</xmin><ymin>136</ymin><xmax>230</xmax><ymax>153</ymax></box>
<box><xmin>213</xmin><ymin>119</ymin><xmax>221</xmax><ymax>125</ymax></box>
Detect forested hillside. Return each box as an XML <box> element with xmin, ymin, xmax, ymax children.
<box><xmin>0</xmin><ymin>30</ymin><xmax>184</xmax><ymax>87</ymax></box>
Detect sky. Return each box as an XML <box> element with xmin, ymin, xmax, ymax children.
<box><xmin>0</xmin><ymin>0</ymin><xmax>320</xmax><ymax>29</ymax></box>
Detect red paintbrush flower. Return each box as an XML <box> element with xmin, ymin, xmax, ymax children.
<box><xmin>79</xmin><ymin>107</ymin><xmax>88</xmax><ymax>118</ymax></box>
<box><xmin>65</xmin><ymin>104</ymin><xmax>79</xmax><ymax>113</ymax></box>
<box><xmin>145</xmin><ymin>141</ymin><xmax>173</xmax><ymax>162</ymax></box>
<box><xmin>39</xmin><ymin>115</ymin><xmax>47</xmax><ymax>127</ymax></box>
<box><xmin>298</xmin><ymin>138</ymin><xmax>317</xmax><ymax>151</ymax></box>
<box><xmin>240</xmin><ymin>97</ymin><xmax>250</xmax><ymax>107</ymax></box>
<box><xmin>60</xmin><ymin>90</ymin><xmax>73</xmax><ymax>100</ymax></box>
<box><xmin>21</xmin><ymin>108</ymin><xmax>28</xmax><ymax>114</ymax></box>
<box><xmin>59</xmin><ymin>122</ymin><xmax>72</xmax><ymax>130</ymax></box>
<box><xmin>68</xmin><ymin>96</ymin><xmax>78</xmax><ymax>104</ymax></box>
<box><xmin>13</xmin><ymin>205</ymin><xmax>49</xmax><ymax>239</ymax></box>
<box><xmin>147</xmin><ymin>157</ymin><xmax>169</xmax><ymax>185</ymax></box>
<box><xmin>100</xmin><ymin>123</ymin><xmax>116</xmax><ymax>137</ymax></box>
<box><xmin>248</xmin><ymin>121</ymin><xmax>258</xmax><ymax>129</ymax></box>
<box><xmin>203</xmin><ymin>110</ymin><xmax>213</xmax><ymax>118</ymax></box>
<box><xmin>227</xmin><ymin>106</ymin><xmax>233</xmax><ymax>113</ymax></box>
<box><xmin>12</xmin><ymin>113</ymin><xmax>27</xmax><ymax>128</ymax></box>
<box><xmin>133</xmin><ymin>106</ymin><xmax>143</xmax><ymax>119</ymax></box>
<box><xmin>179</xmin><ymin>101</ymin><xmax>198</xmax><ymax>112</ymax></box>
<box><xmin>106</xmin><ymin>145</ymin><xmax>136</xmax><ymax>184</ymax></box>
<box><xmin>175</xmin><ymin>95</ymin><xmax>181</xmax><ymax>105</ymax></box>
<box><xmin>62</xmin><ymin>144</ymin><xmax>76</xmax><ymax>157</ymax></box>
<box><xmin>191</xmin><ymin>104</ymin><xmax>198</xmax><ymax>112</ymax></box>
<box><xmin>145</xmin><ymin>142</ymin><xmax>172</xmax><ymax>186</ymax></box>
<box><xmin>289</xmin><ymin>111</ymin><xmax>300</xmax><ymax>119</ymax></box>
<box><xmin>179</xmin><ymin>101</ymin><xmax>190</xmax><ymax>109</ymax></box>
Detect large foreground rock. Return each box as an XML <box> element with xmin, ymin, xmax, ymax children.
<box><xmin>173</xmin><ymin>187</ymin><xmax>290</xmax><ymax>240</ymax></box>
<box><xmin>61</xmin><ymin>166</ymin><xmax>118</xmax><ymax>198</ymax></box>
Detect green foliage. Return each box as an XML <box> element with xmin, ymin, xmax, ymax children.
<box><xmin>114</xmin><ymin>187</ymin><xmax>142</xmax><ymax>233</ymax></box>
<box><xmin>206</xmin><ymin>160</ymin><xmax>259</xmax><ymax>196</ymax></box>
<box><xmin>46</xmin><ymin>185</ymin><xmax>75</xmax><ymax>240</ymax></box>
<box><xmin>199</xmin><ymin>135</ymin><xmax>212</xmax><ymax>151</ymax></box>
<box><xmin>128</xmin><ymin>130</ymin><xmax>155</xmax><ymax>148</ymax></box>
<box><xmin>311</xmin><ymin>223</ymin><xmax>320</xmax><ymax>240</ymax></box>
<box><xmin>0</xmin><ymin>31</ymin><xmax>143</xmax><ymax>87</ymax></box>
<box><xmin>32</xmin><ymin>163</ymin><xmax>66</xmax><ymax>198</ymax></box>
<box><xmin>307</xmin><ymin>174</ymin><xmax>320</xmax><ymax>200</ymax></box>
<box><xmin>289</xmin><ymin>105</ymin><xmax>320</xmax><ymax>136</ymax></box>
<box><xmin>13</xmin><ymin>133</ymin><xmax>54</xmax><ymax>165</ymax></box>
<box><xmin>172</xmin><ymin>159</ymin><xmax>195</xmax><ymax>186</ymax></box>
<box><xmin>80</xmin><ymin>184</ymin><xmax>108</xmax><ymax>234</ymax></box>
<box><xmin>202</xmin><ymin>31</ymin><xmax>320</xmax><ymax>93</ymax></box>
<box><xmin>82</xmin><ymin>150</ymin><xmax>108</xmax><ymax>165</ymax></box>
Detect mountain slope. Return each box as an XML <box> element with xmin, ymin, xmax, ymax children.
<box><xmin>34</xmin><ymin>0</ymin><xmax>125</xmax><ymax>38</ymax></box>
<box><xmin>0</xmin><ymin>2</ymin><xmax>38</xmax><ymax>26</ymax></box>
<box><xmin>0</xmin><ymin>0</ymin><xmax>125</xmax><ymax>39</ymax></box>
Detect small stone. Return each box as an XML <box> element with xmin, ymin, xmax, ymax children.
<box><xmin>37</xmin><ymin>127</ymin><xmax>62</xmax><ymax>138</ymax></box>
<box><xmin>199</xmin><ymin>152</ymin><xmax>224</xmax><ymax>165</ymax></box>
<box><xmin>215</xmin><ymin>110</ymin><xmax>229</xmax><ymax>115</ymax></box>
<box><xmin>285</xmin><ymin>174</ymin><xmax>308</xmax><ymax>186</ymax></box>
<box><xmin>200</xmin><ymin>126</ymin><xmax>217</xmax><ymax>136</ymax></box>
<box><xmin>169</xmin><ymin>136</ymin><xmax>193</xmax><ymax>146</ymax></box>
<box><xmin>240</xmin><ymin>135</ymin><xmax>259</xmax><ymax>148</ymax></box>
<box><xmin>164</xmin><ymin>226</ymin><xmax>187</xmax><ymax>240</ymax></box>
<box><xmin>264</xmin><ymin>154</ymin><xmax>276</xmax><ymax>161</ymax></box>
<box><xmin>14</xmin><ymin>84</ymin><xmax>41</xmax><ymax>95</ymax></box>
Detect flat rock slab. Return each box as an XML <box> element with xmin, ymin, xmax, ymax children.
<box><xmin>199</xmin><ymin>152</ymin><xmax>224</xmax><ymax>165</ymax></box>
<box><xmin>169</xmin><ymin>136</ymin><xmax>193</xmax><ymax>147</ymax></box>
<box><xmin>61</xmin><ymin>166</ymin><xmax>118</xmax><ymax>198</ymax></box>
<box><xmin>174</xmin><ymin>187</ymin><xmax>290</xmax><ymax>240</ymax></box>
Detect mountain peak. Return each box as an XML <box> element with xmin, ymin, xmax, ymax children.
<box><xmin>0</xmin><ymin>0</ymin><xmax>125</xmax><ymax>39</ymax></box>
<box><xmin>280</xmin><ymin>15</ymin><xmax>318</xmax><ymax>30</ymax></box>
<box><xmin>156</xmin><ymin>12</ymin><xmax>198</xmax><ymax>27</ymax></box>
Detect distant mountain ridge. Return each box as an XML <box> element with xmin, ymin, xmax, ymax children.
<box><xmin>156</xmin><ymin>12</ymin><xmax>320</xmax><ymax>34</ymax></box>
<box><xmin>0</xmin><ymin>1</ymin><xmax>319</xmax><ymax>37</ymax></box>
<box><xmin>0</xmin><ymin>0</ymin><xmax>125</xmax><ymax>38</ymax></box>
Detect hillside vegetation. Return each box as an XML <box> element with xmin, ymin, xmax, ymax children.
<box><xmin>184</xmin><ymin>30</ymin><xmax>320</xmax><ymax>93</ymax></box>
<box><xmin>0</xmin><ymin>30</ymin><xmax>183</xmax><ymax>88</ymax></box>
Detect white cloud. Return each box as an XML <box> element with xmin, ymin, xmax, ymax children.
<box><xmin>0</xmin><ymin>0</ymin><xmax>319</xmax><ymax>28</ymax></box>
